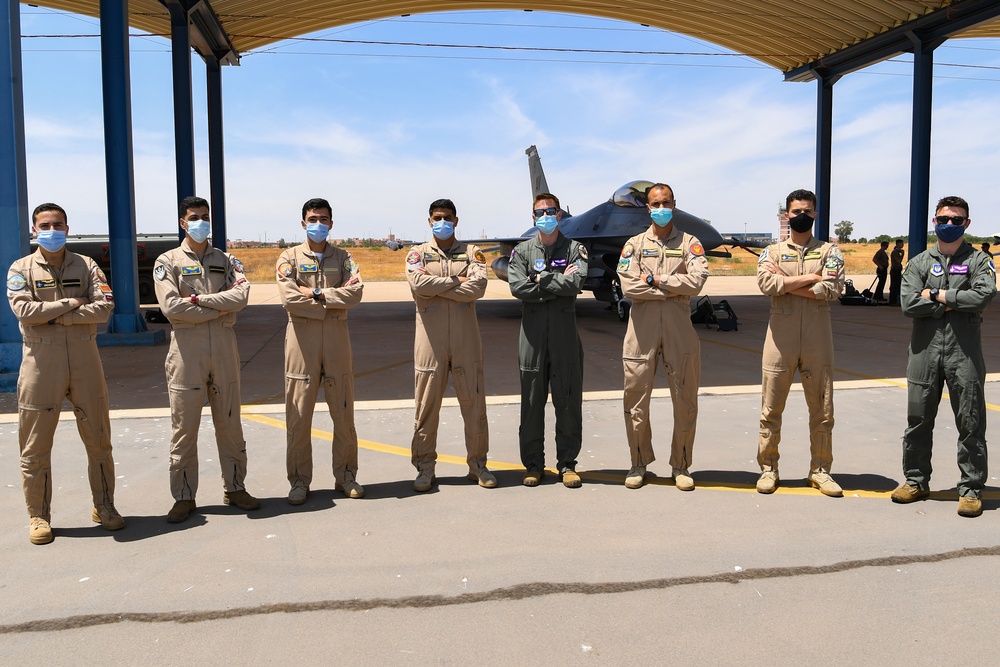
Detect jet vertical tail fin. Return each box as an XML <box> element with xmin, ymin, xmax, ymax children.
<box><xmin>525</xmin><ymin>145</ymin><xmax>550</xmax><ymax>199</ymax></box>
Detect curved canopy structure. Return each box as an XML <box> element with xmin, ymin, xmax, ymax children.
<box><xmin>26</xmin><ymin>0</ymin><xmax>1000</xmax><ymax>73</ymax></box>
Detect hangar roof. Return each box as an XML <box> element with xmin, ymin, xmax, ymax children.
<box><xmin>23</xmin><ymin>0</ymin><xmax>1000</xmax><ymax>73</ymax></box>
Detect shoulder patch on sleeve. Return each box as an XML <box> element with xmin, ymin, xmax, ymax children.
<box><xmin>621</xmin><ymin>243</ymin><xmax>634</xmax><ymax>259</ymax></box>
<box><xmin>757</xmin><ymin>246</ymin><xmax>770</xmax><ymax>265</ymax></box>
<box><xmin>277</xmin><ymin>261</ymin><xmax>293</xmax><ymax>278</ymax></box>
<box><xmin>95</xmin><ymin>267</ymin><xmax>109</xmax><ymax>285</ymax></box>
<box><xmin>6</xmin><ymin>272</ymin><xmax>27</xmax><ymax>292</ymax></box>
<box><xmin>577</xmin><ymin>245</ymin><xmax>589</xmax><ymax>260</ymax></box>
<box><xmin>345</xmin><ymin>257</ymin><xmax>358</xmax><ymax>274</ymax></box>
<box><xmin>689</xmin><ymin>242</ymin><xmax>704</xmax><ymax>256</ymax></box>
<box><xmin>474</xmin><ymin>249</ymin><xmax>486</xmax><ymax>264</ymax></box>
<box><xmin>154</xmin><ymin>264</ymin><xmax>167</xmax><ymax>281</ymax></box>
<box><xmin>231</xmin><ymin>256</ymin><xmax>245</xmax><ymax>274</ymax></box>
<box><xmin>406</xmin><ymin>249</ymin><xmax>422</xmax><ymax>265</ymax></box>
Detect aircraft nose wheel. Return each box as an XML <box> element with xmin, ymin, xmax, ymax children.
<box><xmin>611</xmin><ymin>280</ymin><xmax>630</xmax><ymax>322</ymax></box>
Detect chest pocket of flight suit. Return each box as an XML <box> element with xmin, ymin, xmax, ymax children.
<box><xmin>322</xmin><ymin>265</ymin><xmax>342</xmax><ymax>288</ymax></box>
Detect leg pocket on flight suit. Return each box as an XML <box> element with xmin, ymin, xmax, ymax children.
<box><xmin>905</xmin><ymin>365</ymin><xmax>933</xmax><ymax>418</ymax></box>
<box><xmin>453</xmin><ymin>366</ymin><xmax>472</xmax><ymax>406</ymax></box>
<box><xmin>665</xmin><ymin>354</ymin><xmax>697</xmax><ymax>411</ymax></box>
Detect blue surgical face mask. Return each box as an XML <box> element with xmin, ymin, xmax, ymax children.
<box><xmin>535</xmin><ymin>215</ymin><xmax>558</xmax><ymax>234</ymax></box>
<box><xmin>306</xmin><ymin>222</ymin><xmax>330</xmax><ymax>244</ymax></box>
<box><xmin>185</xmin><ymin>220</ymin><xmax>211</xmax><ymax>243</ymax></box>
<box><xmin>649</xmin><ymin>207</ymin><xmax>674</xmax><ymax>227</ymax></box>
<box><xmin>36</xmin><ymin>229</ymin><xmax>67</xmax><ymax>252</ymax></box>
<box><xmin>934</xmin><ymin>221</ymin><xmax>966</xmax><ymax>244</ymax></box>
<box><xmin>432</xmin><ymin>220</ymin><xmax>455</xmax><ymax>240</ymax></box>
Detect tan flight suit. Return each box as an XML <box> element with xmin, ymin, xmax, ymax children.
<box><xmin>756</xmin><ymin>237</ymin><xmax>845</xmax><ymax>473</ymax></box>
<box><xmin>7</xmin><ymin>249</ymin><xmax>116</xmax><ymax>519</ymax></box>
<box><xmin>154</xmin><ymin>243</ymin><xmax>251</xmax><ymax>501</ymax></box>
<box><xmin>277</xmin><ymin>243</ymin><xmax>363</xmax><ymax>490</ymax></box>
<box><xmin>617</xmin><ymin>225</ymin><xmax>709</xmax><ymax>469</ymax></box>
<box><xmin>405</xmin><ymin>239</ymin><xmax>489</xmax><ymax>474</ymax></box>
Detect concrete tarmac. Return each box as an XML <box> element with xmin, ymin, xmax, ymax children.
<box><xmin>1</xmin><ymin>276</ymin><xmax>999</xmax><ymax>664</ymax></box>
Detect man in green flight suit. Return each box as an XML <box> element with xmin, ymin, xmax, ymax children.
<box><xmin>508</xmin><ymin>192</ymin><xmax>588</xmax><ymax>488</ymax></box>
<box><xmin>891</xmin><ymin>195</ymin><xmax>995</xmax><ymax>518</ymax></box>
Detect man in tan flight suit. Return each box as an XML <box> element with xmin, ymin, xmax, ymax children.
<box><xmin>277</xmin><ymin>197</ymin><xmax>364</xmax><ymax>505</ymax></box>
<box><xmin>154</xmin><ymin>196</ymin><xmax>259</xmax><ymax>523</ymax></box>
<box><xmin>756</xmin><ymin>189</ymin><xmax>846</xmax><ymax>497</ymax></box>
<box><xmin>406</xmin><ymin>198</ymin><xmax>494</xmax><ymax>492</ymax></box>
<box><xmin>7</xmin><ymin>202</ymin><xmax>123</xmax><ymax>545</ymax></box>
<box><xmin>617</xmin><ymin>183</ymin><xmax>708</xmax><ymax>490</ymax></box>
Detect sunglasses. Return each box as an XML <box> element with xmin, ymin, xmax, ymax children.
<box><xmin>935</xmin><ymin>215</ymin><xmax>967</xmax><ymax>225</ymax></box>
<box><xmin>533</xmin><ymin>207</ymin><xmax>558</xmax><ymax>218</ymax></box>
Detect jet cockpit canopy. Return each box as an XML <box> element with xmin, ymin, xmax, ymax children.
<box><xmin>611</xmin><ymin>180</ymin><xmax>655</xmax><ymax>207</ymax></box>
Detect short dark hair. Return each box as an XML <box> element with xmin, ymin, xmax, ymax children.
<box><xmin>179</xmin><ymin>195</ymin><xmax>209</xmax><ymax>218</ymax></box>
<box><xmin>935</xmin><ymin>195</ymin><xmax>969</xmax><ymax>218</ymax></box>
<box><xmin>32</xmin><ymin>202</ymin><xmax>67</xmax><ymax>224</ymax></box>
<box><xmin>533</xmin><ymin>192</ymin><xmax>560</xmax><ymax>209</ymax></box>
<box><xmin>880</xmin><ymin>241</ymin><xmax>889</xmax><ymax>248</ymax></box>
<box><xmin>302</xmin><ymin>198</ymin><xmax>333</xmax><ymax>220</ymax></box>
<box><xmin>429</xmin><ymin>199</ymin><xmax>457</xmax><ymax>216</ymax></box>
<box><xmin>645</xmin><ymin>183</ymin><xmax>675</xmax><ymax>202</ymax></box>
<box><xmin>895</xmin><ymin>239</ymin><xmax>904</xmax><ymax>245</ymax></box>
<box><xmin>786</xmin><ymin>189</ymin><xmax>817</xmax><ymax>211</ymax></box>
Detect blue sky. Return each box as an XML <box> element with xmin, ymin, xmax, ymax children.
<box><xmin>16</xmin><ymin>6</ymin><xmax>1000</xmax><ymax>243</ymax></box>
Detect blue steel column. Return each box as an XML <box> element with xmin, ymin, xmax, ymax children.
<box><xmin>100</xmin><ymin>0</ymin><xmax>154</xmax><ymax>340</ymax></box>
<box><xmin>814</xmin><ymin>72</ymin><xmax>840</xmax><ymax>242</ymax></box>
<box><xmin>0</xmin><ymin>0</ymin><xmax>29</xmax><ymax>391</ymax></box>
<box><xmin>907</xmin><ymin>34</ymin><xmax>940</xmax><ymax>258</ymax></box>
<box><xmin>207</xmin><ymin>57</ymin><xmax>227</xmax><ymax>251</ymax></box>
<box><xmin>169</xmin><ymin>1</ymin><xmax>195</xmax><ymax>242</ymax></box>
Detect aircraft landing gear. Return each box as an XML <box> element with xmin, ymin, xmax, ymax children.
<box><xmin>611</xmin><ymin>279</ymin><xmax>630</xmax><ymax>322</ymax></box>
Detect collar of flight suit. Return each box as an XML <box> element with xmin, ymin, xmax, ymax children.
<box><xmin>177</xmin><ymin>240</ymin><xmax>225</xmax><ymax>264</ymax></box>
<box><xmin>641</xmin><ymin>223</ymin><xmax>683</xmax><ymax>248</ymax></box>
<box><xmin>31</xmin><ymin>246</ymin><xmax>81</xmax><ymax>270</ymax></box>
<box><xmin>781</xmin><ymin>235</ymin><xmax>824</xmax><ymax>254</ymax></box>
<box><xmin>428</xmin><ymin>237</ymin><xmax>467</xmax><ymax>257</ymax></box>
<box><xmin>527</xmin><ymin>230</ymin><xmax>569</xmax><ymax>256</ymax></box>
<box><xmin>298</xmin><ymin>241</ymin><xmax>337</xmax><ymax>262</ymax></box>
<box><xmin>927</xmin><ymin>241</ymin><xmax>974</xmax><ymax>265</ymax></box>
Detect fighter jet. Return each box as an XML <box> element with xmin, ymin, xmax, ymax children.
<box><xmin>486</xmin><ymin>145</ymin><xmax>762</xmax><ymax>321</ymax></box>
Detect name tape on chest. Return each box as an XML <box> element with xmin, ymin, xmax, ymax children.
<box><xmin>949</xmin><ymin>264</ymin><xmax>969</xmax><ymax>275</ymax></box>
<box><xmin>180</xmin><ymin>265</ymin><xmax>202</xmax><ymax>276</ymax></box>
<box><xmin>34</xmin><ymin>279</ymin><xmax>56</xmax><ymax>289</ymax></box>
<box><xmin>298</xmin><ymin>262</ymin><xmax>318</xmax><ymax>273</ymax></box>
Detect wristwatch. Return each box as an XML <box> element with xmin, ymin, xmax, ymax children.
<box><xmin>312</xmin><ymin>287</ymin><xmax>323</xmax><ymax>300</ymax></box>
<box><xmin>645</xmin><ymin>274</ymin><xmax>655</xmax><ymax>286</ymax></box>
<box><xmin>929</xmin><ymin>288</ymin><xmax>940</xmax><ymax>302</ymax></box>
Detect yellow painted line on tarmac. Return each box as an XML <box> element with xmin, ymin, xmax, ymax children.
<box><xmin>240</xmin><ymin>409</ymin><xmax>1000</xmax><ymax>500</ymax></box>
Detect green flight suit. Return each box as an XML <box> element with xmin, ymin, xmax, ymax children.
<box><xmin>900</xmin><ymin>242</ymin><xmax>996</xmax><ymax>497</ymax></box>
<box><xmin>508</xmin><ymin>231</ymin><xmax>588</xmax><ymax>472</ymax></box>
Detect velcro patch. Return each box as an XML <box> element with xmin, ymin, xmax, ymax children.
<box><xmin>804</xmin><ymin>251</ymin><xmax>822</xmax><ymax>260</ymax></box>
<box><xmin>99</xmin><ymin>284</ymin><xmax>113</xmax><ymax>293</ymax></box>
<box><xmin>621</xmin><ymin>243</ymin><xmax>634</xmax><ymax>259</ymax></box>
<box><xmin>949</xmin><ymin>264</ymin><xmax>968</xmax><ymax>275</ymax></box>
<box><xmin>641</xmin><ymin>248</ymin><xmax>659</xmax><ymax>257</ymax></box>
<box><xmin>298</xmin><ymin>263</ymin><xmax>318</xmax><ymax>273</ymax></box>
<box><xmin>689</xmin><ymin>243</ymin><xmax>704</xmax><ymax>256</ymax></box>
<box><xmin>61</xmin><ymin>279</ymin><xmax>82</xmax><ymax>288</ymax></box>
<box><xmin>34</xmin><ymin>279</ymin><xmax>56</xmax><ymax>289</ymax></box>
<box><xmin>662</xmin><ymin>248</ymin><xmax>683</xmax><ymax>257</ymax></box>
<box><xmin>209</xmin><ymin>265</ymin><xmax>226</xmax><ymax>273</ymax></box>
<box><xmin>780</xmin><ymin>253</ymin><xmax>798</xmax><ymax>261</ymax></box>
<box><xmin>474</xmin><ymin>250</ymin><xmax>486</xmax><ymax>264</ymax></box>
<box><xmin>180</xmin><ymin>265</ymin><xmax>202</xmax><ymax>275</ymax></box>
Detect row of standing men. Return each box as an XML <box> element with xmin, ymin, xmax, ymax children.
<box><xmin>5</xmin><ymin>188</ymin><xmax>995</xmax><ymax>545</ymax></box>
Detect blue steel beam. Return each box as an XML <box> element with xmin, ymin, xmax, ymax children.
<box><xmin>814</xmin><ymin>72</ymin><xmax>840</xmax><ymax>243</ymax></box>
<box><xmin>207</xmin><ymin>56</ymin><xmax>227</xmax><ymax>251</ymax></box>
<box><xmin>168</xmin><ymin>1</ymin><xmax>196</xmax><ymax>243</ymax></box>
<box><xmin>0</xmin><ymin>0</ymin><xmax>29</xmax><ymax>391</ymax></box>
<box><xmin>99</xmin><ymin>0</ymin><xmax>151</xmax><ymax>338</ymax></box>
<box><xmin>907</xmin><ymin>34</ymin><xmax>943</xmax><ymax>260</ymax></box>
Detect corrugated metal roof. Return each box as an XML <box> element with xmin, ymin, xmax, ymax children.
<box><xmin>21</xmin><ymin>0</ymin><xmax>1000</xmax><ymax>72</ymax></box>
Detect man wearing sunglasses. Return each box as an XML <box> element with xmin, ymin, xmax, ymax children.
<box><xmin>616</xmin><ymin>183</ymin><xmax>708</xmax><ymax>490</ymax></box>
<box><xmin>405</xmin><ymin>198</ymin><xmax>494</xmax><ymax>492</ymax></box>
<box><xmin>756</xmin><ymin>189</ymin><xmax>846</xmax><ymax>497</ymax></box>
<box><xmin>891</xmin><ymin>196</ymin><xmax>996</xmax><ymax>518</ymax></box>
<box><xmin>508</xmin><ymin>192</ymin><xmax>588</xmax><ymax>488</ymax></box>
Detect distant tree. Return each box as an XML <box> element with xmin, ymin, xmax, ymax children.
<box><xmin>858</xmin><ymin>237</ymin><xmax>868</xmax><ymax>244</ymax></box>
<box><xmin>874</xmin><ymin>234</ymin><xmax>893</xmax><ymax>243</ymax></box>
<box><xmin>834</xmin><ymin>220</ymin><xmax>854</xmax><ymax>243</ymax></box>
<box><xmin>277</xmin><ymin>238</ymin><xmax>287</xmax><ymax>248</ymax></box>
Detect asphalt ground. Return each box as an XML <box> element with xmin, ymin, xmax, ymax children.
<box><xmin>1</xmin><ymin>275</ymin><xmax>999</xmax><ymax>664</ymax></box>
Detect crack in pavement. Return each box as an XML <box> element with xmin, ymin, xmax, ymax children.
<box><xmin>3</xmin><ymin>544</ymin><xmax>999</xmax><ymax>634</ymax></box>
